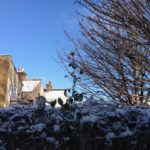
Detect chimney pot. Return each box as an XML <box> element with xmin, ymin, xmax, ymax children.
<box><xmin>46</xmin><ymin>81</ymin><xmax>52</xmax><ymax>92</ymax></box>
<box><xmin>17</xmin><ymin>67</ymin><xmax>27</xmax><ymax>81</ymax></box>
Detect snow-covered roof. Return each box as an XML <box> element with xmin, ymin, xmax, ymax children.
<box><xmin>22</xmin><ymin>80</ymin><xmax>40</xmax><ymax>92</ymax></box>
<box><xmin>44</xmin><ymin>90</ymin><xmax>67</xmax><ymax>101</ymax></box>
<box><xmin>44</xmin><ymin>89</ymin><xmax>67</xmax><ymax>107</ymax></box>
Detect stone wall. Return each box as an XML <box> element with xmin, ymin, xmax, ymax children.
<box><xmin>7</xmin><ymin>58</ymin><xmax>22</xmax><ymax>104</ymax></box>
<box><xmin>0</xmin><ymin>56</ymin><xmax>9</xmax><ymax>108</ymax></box>
<box><xmin>0</xmin><ymin>55</ymin><xmax>22</xmax><ymax>107</ymax></box>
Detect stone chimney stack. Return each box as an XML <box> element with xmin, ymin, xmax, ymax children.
<box><xmin>17</xmin><ymin>67</ymin><xmax>27</xmax><ymax>81</ymax></box>
<box><xmin>46</xmin><ymin>81</ymin><xmax>52</xmax><ymax>92</ymax></box>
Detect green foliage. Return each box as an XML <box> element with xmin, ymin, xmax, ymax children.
<box><xmin>64</xmin><ymin>89</ymin><xmax>68</xmax><ymax>97</ymax></box>
<box><xmin>73</xmin><ymin>91</ymin><xmax>83</xmax><ymax>102</ymax></box>
<box><xmin>59</xmin><ymin>51</ymin><xmax>84</xmax><ymax>123</ymax></box>
<box><xmin>68</xmin><ymin>61</ymin><xmax>77</xmax><ymax>69</ymax></box>
<box><xmin>58</xmin><ymin>98</ymin><xmax>63</xmax><ymax>106</ymax></box>
<box><xmin>69</xmin><ymin>51</ymin><xmax>75</xmax><ymax>57</ymax></box>
<box><xmin>79</xmin><ymin>69</ymin><xmax>83</xmax><ymax>74</ymax></box>
<box><xmin>66</xmin><ymin>52</ymin><xmax>84</xmax><ymax>102</ymax></box>
<box><xmin>50</xmin><ymin>100</ymin><xmax>57</xmax><ymax>108</ymax></box>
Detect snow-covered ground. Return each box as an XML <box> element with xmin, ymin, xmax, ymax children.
<box><xmin>0</xmin><ymin>102</ymin><xmax>150</xmax><ymax>149</ymax></box>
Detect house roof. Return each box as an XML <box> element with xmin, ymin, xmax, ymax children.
<box><xmin>22</xmin><ymin>80</ymin><xmax>40</xmax><ymax>92</ymax></box>
<box><xmin>44</xmin><ymin>89</ymin><xmax>67</xmax><ymax>107</ymax></box>
<box><xmin>44</xmin><ymin>89</ymin><xmax>67</xmax><ymax>100</ymax></box>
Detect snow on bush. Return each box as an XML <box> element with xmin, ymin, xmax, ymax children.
<box><xmin>0</xmin><ymin>103</ymin><xmax>150</xmax><ymax>149</ymax></box>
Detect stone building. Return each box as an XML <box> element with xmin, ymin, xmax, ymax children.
<box><xmin>16</xmin><ymin>67</ymin><xmax>44</xmax><ymax>104</ymax></box>
<box><xmin>0</xmin><ymin>55</ymin><xmax>66</xmax><ymax>108</ymax></box>
<box><xmin>0</xmin><ymin>55</ymin><xmax>22</xmax><ymax>108</ymax></box>
<box><xmin>0</xmin><ymin>55</ymin><xmax>43</xmax><ymax>107</ymax></box>
<box><xmin>22</xmin><ymin>79</ymin><xmax>44</xmax><ymax>103</ymax></box>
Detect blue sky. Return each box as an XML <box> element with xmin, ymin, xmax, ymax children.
<box><xmin>0</xmin><ymin>0</ymin><xmax>79</xmax><ymax>89</ymax></box>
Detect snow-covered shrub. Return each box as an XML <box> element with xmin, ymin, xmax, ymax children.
<box><xmin>0</xmin><ymin>104</ymin><xmax>150</xmax><ymax>149</ymax></box>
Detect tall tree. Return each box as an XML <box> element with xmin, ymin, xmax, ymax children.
<box><xmin>65</xmin><ymin>0</ymin><xmax>150</xmax><ymax>105</ymax></box>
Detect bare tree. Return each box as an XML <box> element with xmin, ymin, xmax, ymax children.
<box><xmin>64</xmin><ymin>0</ymin><xmax>150</xmax><ymax>105</ymax></box>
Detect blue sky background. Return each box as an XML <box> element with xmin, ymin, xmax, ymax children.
<box><xmin>0</xmin><ymin>0</ymin><xmax>80</xmax><ymax>89</ymax></box>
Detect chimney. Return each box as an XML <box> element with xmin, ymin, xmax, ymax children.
<box><xmin>46</xmin><ymin>81</ymin><xmax>52</xmax><ymax>92</ymax></box>
<box><xmin>17</xmin><ymin>67</ymin><xmax>27</xmax><ymax>81</ymax></box>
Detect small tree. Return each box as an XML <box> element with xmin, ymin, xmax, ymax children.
<box><xmin>58</xmin><ymin>51</ymin><xmax>84</xmax><ymax>119</ymax></box>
